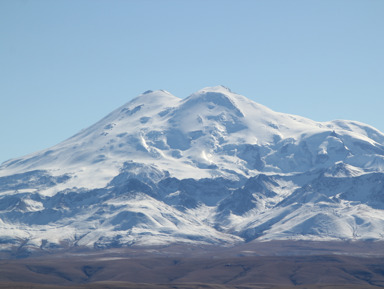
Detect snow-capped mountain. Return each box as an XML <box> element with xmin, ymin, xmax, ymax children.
<box><xmin>1</xmin><ymin>86</ymin><xmax>384</xmax><ymax>254</ymax></box>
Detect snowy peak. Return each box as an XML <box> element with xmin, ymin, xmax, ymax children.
<box><xmin>324</xmin><ymin>161</ymin><xmax>366</xmax><ymax>178</ymax></box>
<box><xmin>2</xmin><ymin>86</ymin><xmax>384</xmax><ymax>181</ymax></box>
<box><xmin>1</xmin><ymin>86</ymin><xmax>384</xmax><ymax>252</ymax></box>
<box><xmin>106</xmin><ymin>89</ymin><xmax>180</xmax><ymax>125</ymax></box>
<box><xmin>129</xmin><ymin>89</ymin><xmax>180</xmax><ymax>107</ymax></box>
<box><xmin>180</xmin><ymin>86</ymin><xmax>244</xmax><ymax>117</ymax></box>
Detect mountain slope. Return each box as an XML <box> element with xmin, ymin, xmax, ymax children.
<box><xmin>1</xmin><ymin>86</ymin><xmax>384</xmax><ymax>255</ymax></box>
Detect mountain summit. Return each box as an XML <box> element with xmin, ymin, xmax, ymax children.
<box><xmin>1</xmin><ymin>86</ymin><xmax>384</xmax><ymax>254</ymax></box>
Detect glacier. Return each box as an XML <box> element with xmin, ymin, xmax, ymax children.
<box><xmin>1</xmin><ymin>85</ymin><xmax>384</xmax><ymax>255</ymax></box>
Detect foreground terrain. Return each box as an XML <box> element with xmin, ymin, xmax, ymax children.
<box><xmin>0</xmin><ymin>284</ymin><xmax>382</xmax><ymax>289</ymax></box>
<box><xmin>1</xmin><ymin>241</ymin><xmax>384</xmax><ymax>288</ymax></box>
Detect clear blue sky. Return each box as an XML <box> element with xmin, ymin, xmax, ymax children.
<box><xmin>1</xmin><ymin>0</ymin><xmax>383</xmax><ymax>164</ymax></box>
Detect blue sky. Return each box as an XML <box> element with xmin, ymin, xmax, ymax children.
<box><xmin>1</xmin><ymin>0</ymin><xmax>383</xmax><ymax>164</ymax></box>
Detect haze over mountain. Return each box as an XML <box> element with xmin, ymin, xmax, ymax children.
<box><xmin>1</xmin><ymin>86</ymin><xmax>384</xmax><ymax>255</ymax></box>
